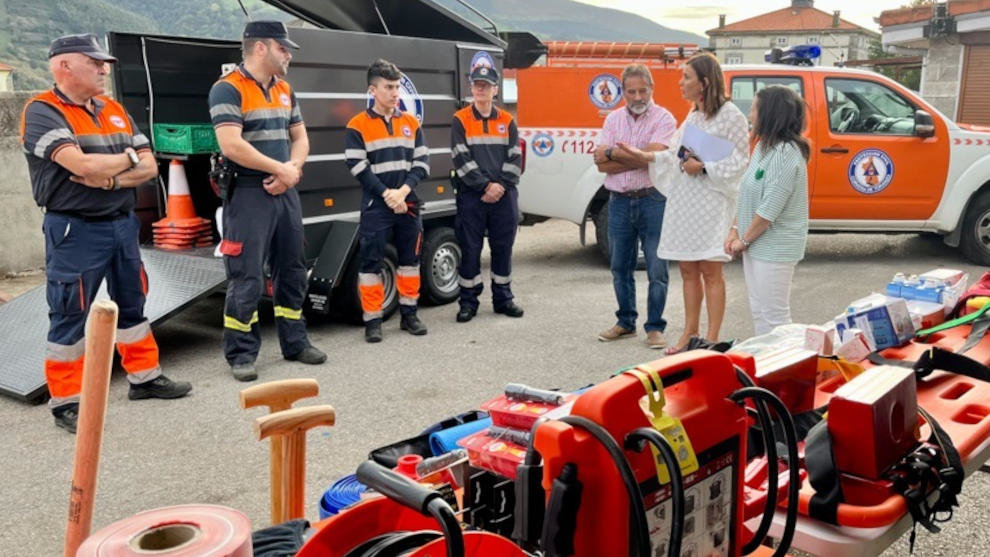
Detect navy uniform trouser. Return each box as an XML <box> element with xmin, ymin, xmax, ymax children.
<box><xmin>221</xmin><ymin>183</ymin><xmax>309</xmax><ymax>365</ymax></box>
<box><xmin>42</xmin><ymin>212</ymin><xmax>161</xmax><ymax>408</ymax></box>
<box><xmin>358</xmin><ymin>200</ymin><xmax>423</xmax><ymax>321</ymax></box>
<box><xmin>454</xmin><ymin>186</ymin><xmax>518</xmax><ymax>311</ymax></box>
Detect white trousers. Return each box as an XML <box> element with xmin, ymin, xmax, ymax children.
<box><xmin>742</xmin><ymin>254</ymin><xmax>797</xmax><ymax>336</ymax></box>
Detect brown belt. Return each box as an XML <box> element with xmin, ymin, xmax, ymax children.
<box><xmin>612</xmin><ymin>188</ymin><xmax>653</xmax><ymax>199</ymax></box>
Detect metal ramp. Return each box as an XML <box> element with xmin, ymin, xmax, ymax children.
<box><xmin>0</xmin><ymin>248</ymin><xmax>225</xmax><ymax>403</ymax></box>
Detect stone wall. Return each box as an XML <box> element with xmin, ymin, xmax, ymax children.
<box><xmin>0</xmin><ymin>91</ymin><xmax>45</xmax><ymax>274</ymax></box>
<box><xmin>920</xmin><ymin>37</ymin><xmax>964</xmax><ymax>119</ymax></box>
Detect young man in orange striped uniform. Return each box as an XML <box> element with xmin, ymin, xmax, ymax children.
<box><xmin>20</xmin><ymin>34</ymin><xmax>192</xmax><ymax>433</ymax></box>
<box><xmin>451</xmin><ymin>65</ymin><xmax>523</xmax><ymax>322</ymax></box>
<box><xmin>345</xmin><ymin>59</ymin><xmax>431</xmax><ymax>343</ymax></box>
<box><xmin>209</xmin><ymin>21</ymin><xmax>327</xmax><ymax>381</ymax></box>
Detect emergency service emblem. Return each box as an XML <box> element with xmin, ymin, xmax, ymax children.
<box><xmin>589</xmin><ymin>74</ymin><xmax>622</xmax><ymax>110</ymax></box>
<box><xmin>402</xmin><ymin>125</ymin><xmax>412</xmax><ymax>138</ymax></box>
<box><xmin>532</xmin><ymin>132</ymin><xmax>554</xmax><ymax>157</ymax></box>
<box><xmin>470</xmin><ymin>51</ymin><xmax>495</xmax><ymax>70</ymax></box>
<box><xmin>367</xmin><ymin>72</ymin><xmax>424</xmax><ymax>123</ymax></box>
<box><xmin>109</xmin><ymin>115</ymin><xmax>126</xmax><ymax>128</ymax></box>
<box><xmin>497</xmin><ymin>123</ymin><xmax>507</xmax><ymax>134</ymax></box>
<box><xmin>848</xmin><ymin>149</ymin><xmax>894</xmax><ymax>194</ymax></box>
<box><xmin>279</xmin><ymin>93</ymin><xmax>291</xmax><ymax>107</ymax></box>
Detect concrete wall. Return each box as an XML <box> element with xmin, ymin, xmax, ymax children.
<box><xmin>0</xmin><ymin>91</ymin><xmax>44</xmax><ymax>274</ymax></box>
<box><xmin>919</xmin><ymin>37</ymin><xmax>965</xmax><ymax>120</ymax></box>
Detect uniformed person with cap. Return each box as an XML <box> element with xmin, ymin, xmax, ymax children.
<box><xmin>450</xmin><ymin>65</ymin><xmax>524</xmax><ymax>322</ymax></box>
<box><xmin>209</xmin><ymin>21</ymin><xmax>327</xmax><ymax>381</ymax></box>
<box><xmin>20</xmin><ymin>33</ymin><xmax>192</xmax><ymax>433</ymax></box>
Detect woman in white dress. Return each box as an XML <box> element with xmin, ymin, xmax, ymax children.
<box><xmin>617</xmin><ymin>52</ymin><xmax>750</xmax><ymax>353</ymax></box>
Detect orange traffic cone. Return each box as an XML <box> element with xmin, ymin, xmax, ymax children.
<box><xmin>153</xmin><ymin>160</ymin><xmax>213</xmax><ymax>250</ymax></box>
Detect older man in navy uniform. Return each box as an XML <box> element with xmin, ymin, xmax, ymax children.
<box><xmin>20</xmin><ymin>34</ymin><xmax>192</xmax><ymax>433</ymax></box>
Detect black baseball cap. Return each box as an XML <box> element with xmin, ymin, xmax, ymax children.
<box><xmin>48</xmin><ymin>33</ymin><xmax>117</xmax><ymax>62</ymax></box>
<box><xmin>469</xmin><ymin>65</ymin><xmax>499</xmax><ymax>85</ymax></box>
<box><xmin>243</xmin><ymin>21</ymin><xmax>300</xmax><ymax>50</ymax></box>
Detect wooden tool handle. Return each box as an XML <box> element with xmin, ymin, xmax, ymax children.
<box><xmin>254</xmin><ymin>405</ymin><xmax>335</xmax><ymax>440</ymax></box>
<box><xmin>64</xmin><ymin>300</ymin><xmax>118</xmax><ymax>557</ymax></box>
<box><xmin>239</xmin><ymin>379</ymin><xmax>319</xmax><ymax>412</ymax></box>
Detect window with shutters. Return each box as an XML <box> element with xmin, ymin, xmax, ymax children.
<box><xmin>958</xmin><ymin>45</ymin><xmax>990</xmax><ymax>126</ymax></box>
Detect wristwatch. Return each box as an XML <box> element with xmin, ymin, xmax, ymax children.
<box><xmin>124</xmin><ymin>148</ymin><xmax>140</xmax><ymax>170</ymax></box>
<box><xmin>104</xmin><ymin>176</ymin><xmax>120</xmax><ymax>191</ymax></box>
<box><xmin>605</xmin><ymin>148</ymin><xmax>613</xmax><ymax>161</ymax></box>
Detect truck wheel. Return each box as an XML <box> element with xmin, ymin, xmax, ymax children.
<box><xmin>593</xmin><ymin>199</ymin><xmax>611</xmax><ymax>263</ymax></box>
<box><xmin>960</xmin><ymin>191</ymin><xmax>990</xmax><ymax>266</ymax></box>
<box><xmin>334</xmin><ymin>244</ymin><xmax>399</xmax><ymax>324</ymax></box>
<box><xmin>420</xmin><ymin>227</ymin><xmax>461</xmax><ymax>305</ymax></box>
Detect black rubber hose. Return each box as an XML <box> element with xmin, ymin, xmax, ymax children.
<box><xmin>426</xmin><ymin>497</ymin><xmax>464</xmax><ymax>557</ymax></box>
<box><xmin>558</xmin><ymin>415</ymin><xmax>651</xmax><ymax>557</ymax></box>
<box><xmin>729</xmin><ymin>387</ymin><xmax>800</xmax><ymax>557</ymax></box>
<box><xmin>625</xmin><ymin>427</ymin><xmax>684</xmax><ymax>557</ymax></box>
<box><xmin>734</xmin><ymin>367</ymin><xmax>780</xmax><ymax>555</ymax></box>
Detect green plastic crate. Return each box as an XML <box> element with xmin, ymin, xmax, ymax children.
<box><xmin>152</xmin><ymin>123</ymin><xmax>219</xmax><ymax>154</ymax></box>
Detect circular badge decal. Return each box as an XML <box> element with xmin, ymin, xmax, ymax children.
<box><xmin>589</xmin><ymin>74</ymin><xmax>622</xmax><ymax>109</ymax></box>
<box><xmin>497</xmin><ymin>123</ymin><xmax>507</xmax><ymax>134</ymax></box>
<box><xmin>279</xmin><ymin>93</ymin><xmax>291</xmax><ymax>107</ymax></box>
<box><xmin>532</xmin><ymin>132</ymin><xmax>554</xmax><ymax>157</ymax></box>
<box><xmin>401</xmin><ymin>125</ymin><xmax>412</xmax><ymax>138</ymax></box>
<box><xmin>367</xmin><ymin>72</ymin><xmax>424</xmax><ymax>122</ymax></box>
<box><xmin>471</xmin><ymin>51</ymin><xmax>495</xmax><ymax>70</ymax></box>
<box><xmin>109</xmin><ymin>115</ymin><xmax>126</xmax><ymax>128</ymax></box>
<box><xmin>848</xmin><ymin>149</ymin><xmax>894</xmax><ymax>194</ymax></box>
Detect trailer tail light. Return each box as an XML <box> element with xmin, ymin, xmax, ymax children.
<box><xmin>519</xmin><ymin>138</ymin><xmax>527</xmax><ymax>174</ymax></box>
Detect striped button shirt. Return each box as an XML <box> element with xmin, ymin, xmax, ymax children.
<box><xmin>451</xmin><ymin>105</ymin><xmax>521</xmax><ymax>192</ymax></box>
<box><xmin>19</xmin><ymin>88</ymin><xmax>150</xmax><ymax>216</ymax></box>
<box><xmin>737</xmin><ymin>141</ymin><xmax>809</xmax><ymax>262</ymax></box>
<box><xmin>345</xmin><ymin>108</ymin><xmax>430</xmax><ymax>204</ymax></box>
<box><xmin>599</xmin><ymin>103</ymin><xmax>677</xmax><ymax>193</ymax></box>
<box><xmin>208</xmin><ymin>64</ymin><xmax>303</xmax><ymax>177</ymax></box>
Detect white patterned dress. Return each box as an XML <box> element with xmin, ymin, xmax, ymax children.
<box><xmin>647</xmin><ymin>102</ymin><xmax>750</xmax><ymax>262</ymax></box>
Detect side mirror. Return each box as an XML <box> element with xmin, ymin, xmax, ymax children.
<box><xmin>915</xmin><ymin>109</ymin><xmax>935</xmax><ymax>138</ymax></box>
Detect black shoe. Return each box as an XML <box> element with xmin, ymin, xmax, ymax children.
<box><xmin>456</xmin><ymin>307</ymin><xmax>477</xmax><ymax>323</ymax></box>
<box><xmin>365</xmin><ymin>319</ymin><xmax>383</xmax><ymax>343</ymax></box>
<box><xmin>128</xmin><ymin>374</ymin><xmax>193</xmax><ymax>400</ymax></box>
<box><xmin>285</xmin><ymin>346</ymin><xmax>327</xmax><ymax>365</ymax></box>
<box><xmin>494</xmin><ymin>301</ymin><xmax>524</xmax><ymax>318</ymax></box>
<box><xmin>230</xmin><ymin>362</ymin><xmax>258</xmax><ymax>382</ymax></box>
<box><xmin>400</xmin><ymin>314</ymin><xmax>428</xmax><ymax>335</ymax></box>
<box><xmin>53</xmin><ymin>403</ymin><xmax>79</xmax><ymax>434</ymax></box>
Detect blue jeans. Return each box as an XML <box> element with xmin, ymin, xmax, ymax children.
<box><xmin>608</xmin><ymin>190</ymin><xmax>669</xmax><ymax>333</ymax></box>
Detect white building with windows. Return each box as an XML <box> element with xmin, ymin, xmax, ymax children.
<box><xmin>707</xmin><ymin>0</ymin><xmax>877</xmax><ymax>67</ymax></box>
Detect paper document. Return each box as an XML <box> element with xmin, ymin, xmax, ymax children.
<box><xmin>681</xmin><ymin>123</ymin><xmax>735</xmax><ymax>163</ymax></box>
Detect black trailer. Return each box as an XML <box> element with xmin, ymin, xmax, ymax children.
<box><xmin>0</xmin><ymin>0</ymin><xmax>524</xmax><ymax>402</ymax></box>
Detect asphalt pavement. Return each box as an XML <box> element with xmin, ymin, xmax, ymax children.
<box><xmin>0</xmin><ymin>219</ymin><xmax>987</xmax><ymax>556</ymax></box>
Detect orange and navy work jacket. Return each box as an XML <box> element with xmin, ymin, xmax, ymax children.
<box><xmin>20</xmin><ymin>88</ymin><xmax>150</xmax><ymax>216</ymax></box>
<box><xmin>451</xmin><ymin>105</ymin><xmax>521</xmax><ymax>193</ymax></box>
<box><xmin>345</xmin><ymin>108</ymin><xmax>430</xmax><ymax>205</ymax></box>
<box><xmin>208</xmin><ymin>64</ymin><xmax>303</xmax><ymax>177</ymax></box>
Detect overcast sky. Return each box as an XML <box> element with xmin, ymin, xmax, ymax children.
<box><xmin>574</xmin><ymin>0</ymin><xmax>915</xmax><ymax>36</ymax></box>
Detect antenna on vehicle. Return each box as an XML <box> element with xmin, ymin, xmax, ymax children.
<box><xmin>236</xmin><ymin>0</ymin><xmax>250</xmax><ymax>18</ymax></box>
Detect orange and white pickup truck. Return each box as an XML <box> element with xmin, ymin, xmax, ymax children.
<box><xmin>515</xmin><ymin>49</ymin><xmax>990</xmax><ymax>266</ymax></box>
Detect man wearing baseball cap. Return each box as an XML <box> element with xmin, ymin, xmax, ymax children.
<box><xmin>20</xmin><ymin>33</ymin><xmax>193</xmax><ymax>433</ymax></box>
<box><xmin>209</xmin><ymin>21</ymin><xmax>326</xmax><ymax>382</ymax></box>
<box><xmin>450</xmin><ymin>64</ymin><xmax>524</xmax><ymax>323</ymax></box>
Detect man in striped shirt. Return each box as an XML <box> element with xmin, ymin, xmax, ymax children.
<box><xmin>451</xmin><ymin>65</ymin><xmax>523</xmax><ymax>322</ymax></box>
<box><xmin>209</xmin><ymin>21</ymin><xmax>327</xmax><ymax>382</ymax></box>
<box><xmin>345</xmin><ymin>59</ymin><xmax>431</xmax><ymax>343</ymax></box>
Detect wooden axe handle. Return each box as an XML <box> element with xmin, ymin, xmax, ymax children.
<box><xmin>254</xmin><ymin>405</ymin><xmax>336</xmax><ymax>440</ymax></box>
<box><xmin>239</xmin><ymin>378</ymin><xmax>319</xmax><ymax>412</ymax></box>
<box><xmin>64</xmin><ymin>300</ymin><xmax>118</xmax><ymax>557</ymax></box>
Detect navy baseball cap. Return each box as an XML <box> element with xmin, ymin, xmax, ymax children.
<box><xmin>48</xmin><ymin>33</ymin><xmax>117</xmax><ymax>62</ymax></box>
<box><xmin>243</xmin><ymin>21</ymin><xmax>299</xmax><ymax>50</ymax></box>
<box><xmin>469</xmin><ymin>65</ymin><xmax>499</xmax><ymax>85</ymax></box>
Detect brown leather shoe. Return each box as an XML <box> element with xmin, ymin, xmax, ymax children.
<box><xmin>598</xmin><ymin>325</ymin><xmax>635</xmax><ymax>342</ymax></box>
<box><xmin>646</xmin><ymin>330</ymin><xmax>668</xmax><ymax>349</ymax></box>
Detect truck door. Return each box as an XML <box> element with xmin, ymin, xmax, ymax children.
<box><xmin>727</xmin><ymin>74</ymin><xmax>816</xmax><ymax>200</ymax></box>
<box><xmin>813</xmin><ymin>76</ymin><xmax>948</xmax><ymax>221</ymax></box>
